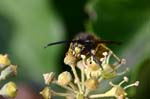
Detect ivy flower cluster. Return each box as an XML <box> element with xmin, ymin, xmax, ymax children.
<box><xmin>40</xmin><ymin>40</ymin><xmax>139</xmax><ymax>99</ymax></box>
<box><xmin>0</xmin><ymin>54</ymin><xmax>18</xmax><ymax>98</ymax></box>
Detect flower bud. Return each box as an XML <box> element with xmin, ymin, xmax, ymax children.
<box><xmin>0</xmin><ymin>54</ymin><xmax>11</xmax><ymax>69</ymax></box>
<box><xmin>84</xmin><ymin>78</ymin><xmax>98</xmax><ymax>90</ymax></box>
<box><xmin>40</xmin><ymin>86</ymin><xmax>51</xmax><ymax>99</ymax></box>
<box><xmin>0</xmin><ymin>65</ymin><xmax>17</xmax><ymax>80</ymax></box>
<box><xmin>43</xmin><ymin>72</ymin><xmax>55</xmax><ymax>85</ymax></box>
<box><xmin>57</xmin><ymin>71</ymin><xmax>72</xmax><ymax>85</ymax></box>
<box><xmin>0</xmin><ymin>81</ymin><xmax>17</xmax><ymax>98</ymax></box>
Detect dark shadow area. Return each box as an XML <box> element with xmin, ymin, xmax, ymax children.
<box><xmin>52</xmin><ymin>0</ymin><xmax>88</xmax><ymax>38</ymax></box>
<box><xmin>51</xmin><ymin>0</ymin><xmax>88</xmax><ymax>71</ymax></box>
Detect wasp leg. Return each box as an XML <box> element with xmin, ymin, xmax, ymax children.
<box><xmin>100</xmin><ymin>44</ymin><xmax>121</xmax><ymax>63</ymax></box>
<box><xmin>89</xmin><ymin>51</ymin><xmax>104</xmax><ymax>70</ymax></box>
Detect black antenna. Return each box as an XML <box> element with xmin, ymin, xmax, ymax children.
<box><xmin>44</xmin><ymin>41</ymin><xmax>72</xmax><ymax>48</ymax></box>
<box><xmin>44</xmin><ymin>40</ymin><xmax>83</xmax><ymax>48</ymax></box>
<box><xmin>44</xmin><ymin>40</ymin><xmax>122</xmax><ymax>48</ymax></box>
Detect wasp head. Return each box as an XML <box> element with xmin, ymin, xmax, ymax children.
<box><xmin>64</xmin><ymin>33</ymin><xmax>99</xmax><ymax>67</ymax></box>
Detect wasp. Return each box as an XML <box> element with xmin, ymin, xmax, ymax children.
<box><xmin>45</xmin><ymin>33</ymin><xmax>121</xmax><ymax>70</ymax></box>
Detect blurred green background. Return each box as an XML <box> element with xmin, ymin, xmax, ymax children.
<box><xmin>0</xmin><ymin>0</ymin><xmax>149</xmax><ymax>99</ymax></box>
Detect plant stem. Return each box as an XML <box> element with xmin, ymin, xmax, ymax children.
<box><xmin>71</xmin><ymin>65</ymin><xmax>82</xmax><ymax>92</ymax></box>
<box><xmin>52</xmin><ymin>81</ymin><xmax>74</xmax><ymax>93</ymax></box>
<box><xmin>69</xmin><ymin>82</ymin><xmax>78</xmax><ymax>92</ymax></box>
<box><xmin>85</xmin><ymin>88</ymin><xmax>90</xmax><ymax>97</ymax></box>
<box><xmin>81</xmin><ymin>68</ymin><xmax>85</xmax><ymax>91</ymax></box>
<box><xmin>89</xmin><ymin>93</ymin><xmax>114</xmax><ymax>98</ymax></box>
<box><xmin>52</xmin><ymin>90</ymin><xmax>75</xmax><ymax>97</ymax></box>
<box><xmin>76</xmin><ymin>92</ymin><xmax>84</xmax><ymax>99</ymax></box>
